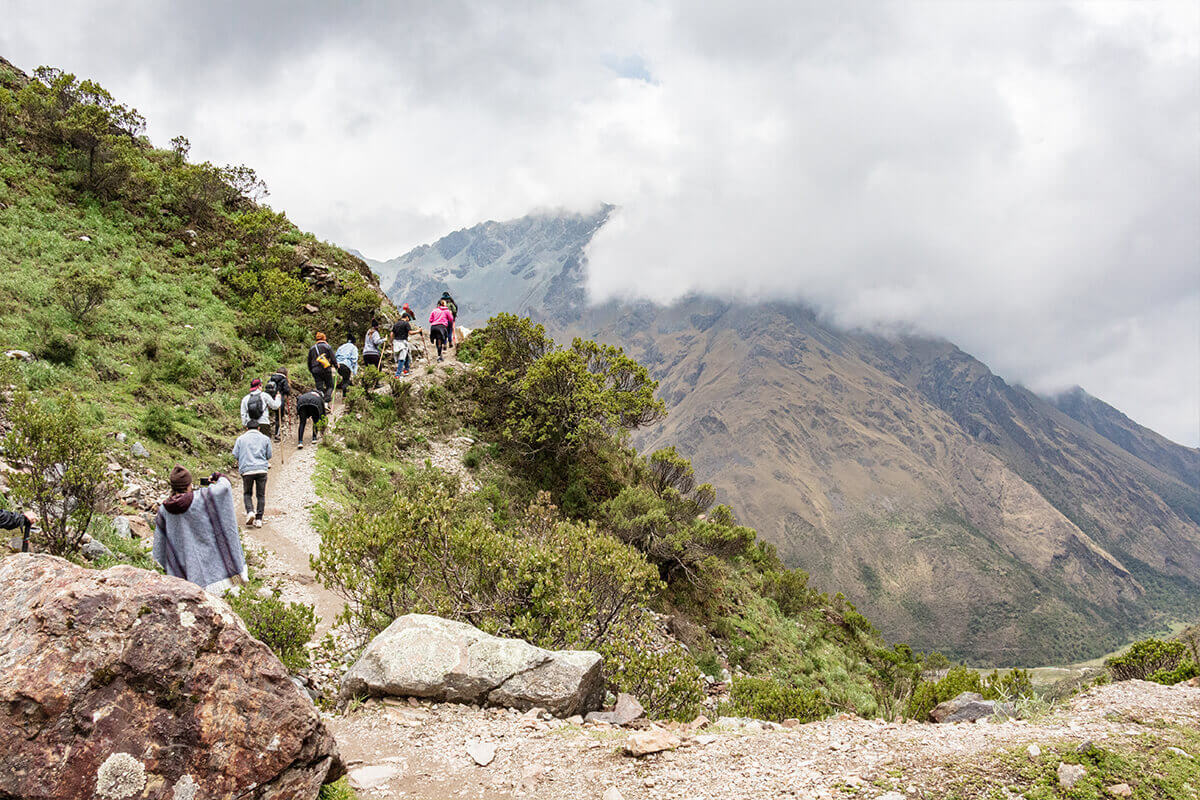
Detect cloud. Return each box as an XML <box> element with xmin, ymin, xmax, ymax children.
<box><xmin>1</xmin><ymin>0</ymin><xmax>1197</xmax><ymax>444</ymax></box>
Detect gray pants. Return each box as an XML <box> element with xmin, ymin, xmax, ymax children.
<box><xmin>242</xmin><ymin>473</ymin><xmax>267</xmax><ymax>520</ymax></box>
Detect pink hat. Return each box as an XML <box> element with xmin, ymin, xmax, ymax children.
<box><xmin>250</xmin><ymin>378</ymin><xmax>262</xmax><ymax>388</ymax></box>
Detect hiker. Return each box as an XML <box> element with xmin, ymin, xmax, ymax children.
<box><xmin>362</xmin><ymin>319</ymin><xmax>384</xmax><ymax>370</ymax></box>
<box><xmin>296</xmin><ymin>390</ymin><xmax>326</xmax><ymax>449</ymax></box>
<box><xmin>240</xmin><ymin>378</ymin><xmax>281</xmax><ymax>434</ymax></box>
<box><xmin>308</xmin><ymin>332</ymin><xmax>336</xmax><ymax>403</ymax></box>
<box><xmin>429</xmin><ymin>299</ymin><xmax>454</xmax><ymax>362</ymax></box>
<box><xmin>152</xmin><ymin>466</ymin><xmax>248</xmax><ymax>594</ymax></box>
<box><xmin>335</xmin><ymin>334</ymin><xmax>359</xmax><ymax>399</ymax></box>
<box><xmin>264</xmin><ymin>367</ymin><xmax>291</xmax><ymax>442</ymax></box>
<box><xmin>440</xmin><ymin>291</ymin><xmax>458</xmax><ymax>347</ymax></box>
<box><xmin>0</xmin><ymin>509</ymin><xmax>36</xmax><ymax>530</ymax></box>
<box><xmin>400</xmin><ymin>303</ymin><xmax>416</xmax><ymax>322</ymax></box>
<box><xmin>391</xmin><ymin>313</ymin><xmax>412</xmax><ymax>376</ymax></box>
<box><xmin>232</xmin><ymin>421</ymin><xmax>273</xmax><ymax>528</ymax></box>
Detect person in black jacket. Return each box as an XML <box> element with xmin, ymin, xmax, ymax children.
<box><xmin>296</xmin><ymin>391</ymin><xmax>326</xmax><ymax>449</ymax></box>
<box><xmin>307</xmin><ymin>332</ymin><xmax>336</xmax><ymax>404</ymax></box>
<box><xmin>0</xmin><ymin>509</ymin><xmax>36</xmax><ymax>530</ymax></box>
<box><xmin>264</xmin><ymin>367</ymin><xmax>291</xmax><ymax>442</ymax></box>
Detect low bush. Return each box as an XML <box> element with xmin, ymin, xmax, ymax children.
<box><xmin>983</xmin><ymin>667</ymin><xmax>1034</xmax><ymax>700</ymax></box>
<box><xmin>601</xmin><ymin>617</ymin><xmax>705</xmax><ymax>721</ymax></box>
<box><xmin>1106</xmin><ymin>638</ymin><xmax>1190</xmax><ymax>682</ymax></box>
<box><xmin>39</xmin><ymin>333</ymin><xmax>77</xmax><ymax>365</ymax></box>
<box><xmin>141</xmin><ymin>404</ymin><xmax>176</xmax><ymax>443</ymax></box>
<box><xmin>2</xmin><ymin>392</ymin><xmax>113</xmax><ymax>556</ymax></box>
<box><xmin>312</xmin><ymin>480</ymin><xmax>661</xmax><ymax>653</ymax></box>
<box><xmin>720</xmin><ymin>675</ymin><xmax>830</xmax><ymax>723</ymax></box>
<box><xmin>905</xmin><ymin>665</ymin><xmax>991</xmax><ymax>720</ymax></box>
<box><xmin>226</xmin><ymin>588</ymin><xmax>317</xmax><ymax>672</ymax></box>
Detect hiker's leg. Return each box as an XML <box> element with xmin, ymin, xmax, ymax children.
<box><xmin>254</xmin><ymin>474</ymin><xmax>267</xmax><ymax>520</ymax></box>
<box><xmin>241</xmin><ymin>475</ymin><xmax>254</xmax><ymax>514</ymax></box>
<box><xmin>298</xmin><ymin>410</ymin><xmax>308</xmax><ymax>444</ymax></box>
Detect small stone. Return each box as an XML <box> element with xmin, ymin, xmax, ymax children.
<box><xmin>116</xmin><ymin>432</ymin><xmax>127</xmax><ymax>444</ymax></box>
<box><xmin>130</xmin><ymin>442</ymin><xmax>149</xmax><ymax>458</ymax></box>
<box><xmin>877</xmin><ymin>793</ymin><xmax>906</xmax><ymax>800</ymax></box>
<box><xmin>782</xmin><ymin>718</ymin><xmax>802</xmax><ymax>728</ymax></box>
<box><xmin>4</xmin><ymin>350</ymin><xmax>34</xmax><ymax>362</ymax></box>
<box><xmin>1167</xmin><ymin>746</ymin><xmax>1193</xmax><ymax>759</ymax></box>
<box><xmin>78</xmin><ymin>235</ymin><xmax>91</xmax><ymax>242</ymax></box>
<box><xmin>744</xmin><ymin>720</ymin><xmax>764</xmax><ymax>734</ymax></box>
<box><xmin>1106</xmin><ymin>784</ymin><xmax>1133</xmax><ymax>798</ymax></box>
<box><xmin>688</xmin><ymin>714</ymin><xmax>711</xmax><ymax>731</ymax></box>
<box><xmin>1058</xmin><ymin>762</ymin><xmax>1087</xmax><ymax>789</ymax></box>
<box><xmin>304</xmin><ymin>304</ymin><xmax>319</xmax><ymax>313</ymax></box>
<box><xmin>81</xmin><ymin>539</ymin><xmax>113</xmax><ymax>561</ymax></box>
<box><xmin>625</xmin><ymin>727</ymin><xmax>681</xmax><ymax>757</ymax></box>
<box><xmin>465</xmin><ymin>740</ymin><xmax>496</xmax><ymax>766</ymax></box>
<box><xmin>602</xmin><ymin>788</ymin><xmax>625</xmax><ymax>800</ymax></box>
<box><xmin>1076</xmin><ymin>739</ymin><xmax>1097</xmax><ymax>754</ymax></box>
<box><xmin>1027</xmin><ymin>744</ymin><xmax>1041</xmax><ymax>759</ymax></box>
<box><xmin>347</xmin><ymin>764</ymin><xmax>401</xmax><ymax>790</ymax></box>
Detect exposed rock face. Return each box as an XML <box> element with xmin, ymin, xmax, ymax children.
<box><xmin>930</xmin><ymin>691</ymin><xmax>1015</xmax><ymax>723</ymax></box>
<box><xmin>0</xmin><ymin>553</ymin><xmax>343</xmax><ymax>799</ymax></box>
<box><xmin>341</xmin><ymin>613</ymin><xmax>604</xmax><ymax>717</ymax></box>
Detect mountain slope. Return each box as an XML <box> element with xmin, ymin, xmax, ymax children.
<box><xmin>365</xmin><ymin>213</ymin><xmax>1200</xmax><ymax>665</ymax></box>
<box><xmin>364</xmin><ymin>205</ymin><xmax>612</xmax><ymax>326</ymax></box>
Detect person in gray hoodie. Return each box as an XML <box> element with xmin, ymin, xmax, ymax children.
<box><xmin>231</xmin><ymin>421</ymin><xmax>273</xmax><ymax>528</ymax></box>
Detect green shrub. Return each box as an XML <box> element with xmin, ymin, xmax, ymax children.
<box><xmin>721</xmin><ymin>675</ymin><xmax>830</xmax><ymax>723</ymax></box>
<box><xmin>1148</xmin><ymin>660</ymin><xmax>1199</xmax><ymax>686</ymax></box>
<box><xmin>312</xmin><ymin>481</ymin><xmax>661</xmax><ymax>652</ymax></box>
<box><xmin>226</xmin><ymin>588</ymin><xmax>317</xmax><ymax>672</ymax></box>
<box><xmin>39</xmin><ymin>333</ymin><xmax>77</xmax><ymax>365</ymax></box>
<box><xmin>983</xmin><ymin>667</ymin><xmax>1034</xmax><ymax>700</ymax></box>
<box><xmin>2</xmin><ymin>392</ymin><xmax>113</xmax><ymax>556</ymax></box>
<box><xmin>602</xmin><ymin>620</ymin><xmax>705</xmax><ymax>721</ymax></box>
<box><xmin>463</xmin><ymin>446</ymin><xmax>483</xmax><ymax>469</ymax></box>
<box><xmin>141</xmin><ymin>404</ymin><xmax>176</xmax><ymax>443</ymax></box>
<box><xmin>905</xmin><ymin>665</ymin><xmax>991</xmax><ymax>720</ymax></box>
<box><xmin>1106</xmin><ymin>638</ymin><xmax>1189</xmax><ymax>682</ymax></box>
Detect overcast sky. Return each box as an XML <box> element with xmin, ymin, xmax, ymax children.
<box><xmin>4</xmin><ymin>1</ymin><xmax>1198</xmax><ymax>445</ymax></box>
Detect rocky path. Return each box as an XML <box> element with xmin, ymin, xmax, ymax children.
<box><xmin>330</xmin><ymin>681</ymin><xmax>1200</xmax><ymax>799</ymax></box>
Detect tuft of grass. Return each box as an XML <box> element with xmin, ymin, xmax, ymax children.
<box><xmin>317</xmin><ymin>777</ymin><xmax>358</xmax><ymax>800</ymax></box>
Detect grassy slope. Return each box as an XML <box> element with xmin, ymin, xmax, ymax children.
<box><xmin>0</xmin><ymin>108</ymin><xmax>388</xmax><ymax>479</ymax></box>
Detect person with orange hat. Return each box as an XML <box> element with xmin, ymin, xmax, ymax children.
<box><xmin>307</xmin><ymin>332</ymin><xmax>336</xmax><ymax>403</ymax></box>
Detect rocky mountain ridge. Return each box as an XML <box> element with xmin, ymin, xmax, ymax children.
<box><xmin>369</xmin><ymin>210</ymin><xmax>1200</xmax><ymax>665</ymax></box>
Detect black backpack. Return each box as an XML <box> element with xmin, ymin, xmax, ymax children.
<box><xmin>246</xmin><ymin>392</ymin><xmax>264</xmax><ymax>421</ymax></box>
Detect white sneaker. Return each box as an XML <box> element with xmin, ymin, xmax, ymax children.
<box><xmin>245</xmin><ymin>512</ymin><xmax>255</xmax><ymax>526</ymax></box>
<box><xmin>254</xmin><ymin>518</ymin><xmax>263</xmax><ymax>528</ymax></box>
<box><xmin>297</xmin><ymin>443</ymin><xmax>304</xmax><ymax>449</ymax></box>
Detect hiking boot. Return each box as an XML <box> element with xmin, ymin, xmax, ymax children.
<box><xmin>245</xmin><ymin>512</ymin><xmax>255</xmax><ymax>526</ymax></box>
<box><xmin>254</xmin><ymin>518</ymin><xmax>263</xmax><ymax>528</ymax></box>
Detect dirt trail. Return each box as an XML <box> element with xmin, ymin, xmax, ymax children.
<box><xmin>242</xmin><ymin>401</ymin><xmax>345</xmax><ymax>635</ymax></box>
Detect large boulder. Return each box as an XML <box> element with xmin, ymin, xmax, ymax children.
<box><xmin>0</xmin><ymin>553</ymin><xmax>343</xmax><ymax>799</ymax></box>
<box><xmin>341</xmin><ymin>613</ymin><xmax>604</xmax><ymax>717</ymax></box>
<box><xmin>930</xmin><ymin>691</ymin><xmax>1015</xmax><ymax>723</ymax></box>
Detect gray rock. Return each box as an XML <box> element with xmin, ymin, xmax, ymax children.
<box><xmin>586</xmin><ymin>692</ymin><xmax>645</xmax><ymax>726</ymax></box>
<box><xmin>130</xmin><ymin>442</ymin><xmax>149</xmax><ymax>458</ymax></box>
<box><xmin>340</xmin><ymin>614</ymin><xmax>604</xmax><ymax>717</ymax></box>
<box><xmin>4</xmin><ymin>350</ymin><xmax>34</xmax><ymax>362</ymax></box>
<box><xmin>115</xmin><ymin>432</ymin><xmax>127</xmax><ymax>444</ymax></box>
<box><xmin>81</xmin><ymin>539</ymin><xmax>113</xmax><ymax>561</ymax></box>
<box><xmin>111</xmin><ymin>516</ymin><xmax>131</xmax><ymax>538</ymax></box>
<box><xmin>1057</xmin><ymin>762</ymin><xmax>1087</xmax><ymax>789</ymax></box>
<box><xmin>930</xmin><ymin>691</ymin><xmax>1014</xmax><ymax>723</ymax></box>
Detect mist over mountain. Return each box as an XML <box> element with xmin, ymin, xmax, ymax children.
<box><xmin>367</xmin><ymin>210</ymin><xmax>1200</xmax><ymax>665</ymax></box>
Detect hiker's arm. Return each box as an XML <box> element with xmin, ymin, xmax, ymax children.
<box><xmin>265</xmin><ymin>393</ymin><xmax>281</xmax><ymax>410</ymax></box>
<box><xmin>0</xmin><ymin>509</ymin><xmax>31</xmax><ymax>530</ymax></box>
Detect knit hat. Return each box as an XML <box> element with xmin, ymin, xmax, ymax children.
<box><xmin>169</xmin><ymin>465</ymin><xmax>192</xmax><ymax>494</ymax></box>
<box><xmin>250</xmin><ymin>378</ymin><xmax>262</xmax><ymax>388</ymax></box>
<box><xmin>315</xmin><ymin>332</ymin><xmax>327</xmax><ymax>342</ymax></box>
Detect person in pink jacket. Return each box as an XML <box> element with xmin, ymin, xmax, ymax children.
<box><xmin>429</xmin><ymin>300</ymin><xmax>454</xmax><ymax>362</ymax></box>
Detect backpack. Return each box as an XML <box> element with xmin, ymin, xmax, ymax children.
<box><xmin>246</xmin><ymin>392</ymin><xmax>264</xmax><ymax>421</ymax></box>
<box><xmin>264</xmin><ymin>377</ymin><xmax>278</xmax><ymax>397</ymax></box>
<box><xmin>311</xmin><ymin>344</ymin><xmax>332</xmax><ymax>371</ymax></box>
